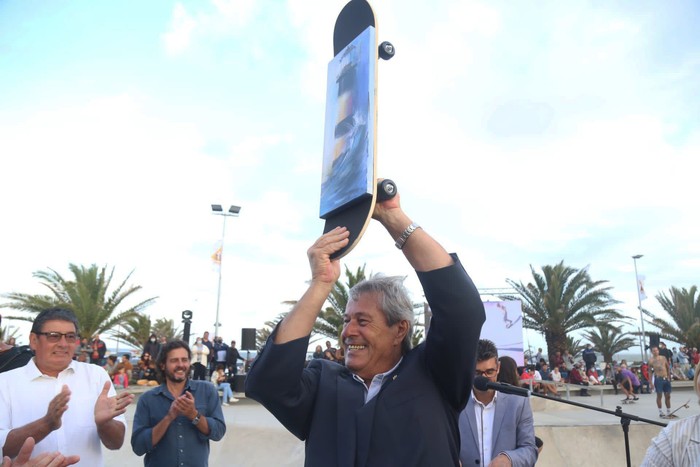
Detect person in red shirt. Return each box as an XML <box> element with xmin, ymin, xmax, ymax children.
<box><xmin>568</xmin><ymin>363</ymin><xmax>591</xmax><ymax>396</ymax></box>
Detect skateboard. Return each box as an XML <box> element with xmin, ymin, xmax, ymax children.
<box><xmin>320</xmin><ymin>0</ymin><xmax>396</xmax><ymax>259</ymax></box>
<box><xmin>664</xmin><ymin>398</ymin><xmax>691</xmax><ymax>418</ymax></box>
<box><xmin>621</xmin><ymin>398</ymin><xmax>637</xmax><ymax>404</ymax></box>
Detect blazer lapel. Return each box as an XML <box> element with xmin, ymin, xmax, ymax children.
<box><xmin>336</xmin><ymin>370</ymin><xmax>364</xmax><ymax>467</ymax></box>
<box><xmin>491</xmin><ymin>394</ymin><xmax>507</xmax><ymax>453</ymax></box>
<box><xmin>466</xmin><ymin>398</ymin><xmax>480</xmax><ymax>456</ymax></box>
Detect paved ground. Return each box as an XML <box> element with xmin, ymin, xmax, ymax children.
<box><xmin>103</xmin><ymin>388</ymin><xmax>698</xmax><ymax>466</ymax></box>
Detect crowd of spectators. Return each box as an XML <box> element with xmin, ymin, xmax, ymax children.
<box><xmin>521</xmin><ymin>342</ymin><xmax>700</xmax><ymax>401</ymax></box>
<box><xmin>310</xmin><ymin>340</ymin><xmax>345</xmax><ymax>365</ymax></box>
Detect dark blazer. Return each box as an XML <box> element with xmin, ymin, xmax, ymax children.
<box><xmin>246</xmin><ymin>255</ymin><xmax>485</xmax><ymax>466</ymax></box>
<box><xmin>459</xmin><ymin>393</ymin><xmax>537</xmax><ymax>467</ymax></box>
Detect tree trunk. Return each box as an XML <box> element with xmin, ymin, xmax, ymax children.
<box><xmin>544</xmin><ymin>330</ymin><xmax>568</xmax><ymax>368</ymax></box>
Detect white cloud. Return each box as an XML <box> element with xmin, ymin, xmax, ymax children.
<box><xmin>162</xmin><ymin>3</ymin><xmax>197</xmax><ymax>55</ymax></box>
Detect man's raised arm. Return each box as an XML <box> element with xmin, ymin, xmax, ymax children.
<box><xmin>274</xmin><ymin>227</ymin><xmax>349</xmax><ymax>345</ymax></box>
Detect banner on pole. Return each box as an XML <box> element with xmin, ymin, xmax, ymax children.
<box><xmin>481</xmin><ymin>300</ymin><xmax>525</xmax><ymax>366</ymax></box>
<box><xmin>637</xmin><ymin>275</ymin><xmax>647</xmax><ymax>301</ymax></box>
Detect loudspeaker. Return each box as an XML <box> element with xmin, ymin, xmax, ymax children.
<box><xmin>241</xmin><ymin>328</ymin><xmax>256</xmax><ymax>351</ymax></box>
<box><xmin>648</xmin><ymin>333</ymin><xmax>660</xmax><ymax>349</ymax></box>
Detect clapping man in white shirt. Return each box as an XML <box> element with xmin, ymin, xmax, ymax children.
<box><xmin>0</xmin><ymin>308</ymin><xmax>134</xmax><ymax>466</ymax></box>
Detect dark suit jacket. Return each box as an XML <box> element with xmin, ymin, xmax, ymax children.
<box><xmin>459</xmin><ymin>392</ymin><xmax>537</xmax><ymax>467</ymax></box>
<box><xmin>246</xmin><ymin>255</ymin><xmax>485</xmax><ymax>466</ymax></box>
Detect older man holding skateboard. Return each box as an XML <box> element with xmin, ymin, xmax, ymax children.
<box><xmin>246</xmin><ymin>191</ymin><xmax>485</xmax><ymax>466</ymax></box>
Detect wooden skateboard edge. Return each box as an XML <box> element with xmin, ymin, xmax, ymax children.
<box><xmin>323</xmin><ymin>0</ymin><xmax>381</xmax><ymax>261</ymax></box>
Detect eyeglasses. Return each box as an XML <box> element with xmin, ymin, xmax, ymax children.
<box><xmin>35</xmin><ymin>332</ymin><xmax>79</xmax><ymax>343</ymax></box>
<box><xmin>474</xmin><ymin>368</ymin><xmax>498</xmax><ymax>377</ymax></box>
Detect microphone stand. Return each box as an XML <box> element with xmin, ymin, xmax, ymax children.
<box><xmin>528</xmin><ymin>391</ymin><xmax>666</xmax><ymax>467</ymax></box>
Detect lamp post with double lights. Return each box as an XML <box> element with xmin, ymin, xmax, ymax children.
<box><xmin>632</xmin><ymin>254</ymin><xmax>647</xmax><ymax>362</ymax></box>
<box><xmin>211</xmin><ymin>204</ymin><xmax>241</xmax><ymax>340</ymax></box>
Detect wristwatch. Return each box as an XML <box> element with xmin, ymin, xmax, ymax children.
<box><xmin>191</xmin><ymin>412</ymin><xmax>201</xmax><ymax>425</ymax></box>
<box><xmin>395</xmin><ymin>223</ymin><xmax>420</xmax><ymax>249</ymax></box>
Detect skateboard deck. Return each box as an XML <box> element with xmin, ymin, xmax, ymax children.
<box><xmin>320</xmin><ymin>0</ymin><xmax>395</xmax><ymax>259</ymax></box>
<box><xmin>666</xmin><ymin>398</ymin><xmax>691</xmax><ymax>418</ymax></box>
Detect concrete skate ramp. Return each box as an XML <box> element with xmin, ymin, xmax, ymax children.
<box><xmin>535</xmin><ymin>425</ymin><xmax>661</xmax><ymax>466</ymax></box>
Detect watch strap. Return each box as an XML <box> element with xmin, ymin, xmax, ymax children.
<box><xmin>395</xmin><ymin>223</ymin><xmax>420</xmax><ymax>250</ymax></box>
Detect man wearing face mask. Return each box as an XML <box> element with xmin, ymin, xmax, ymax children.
<box><xmin>191</xmin><ymin>337</ymin><xmax>210</xmax><ymax>381</ymax></box>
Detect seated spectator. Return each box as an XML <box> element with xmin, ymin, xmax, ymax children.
<box><xmin>520</xmin><ymin>366</ymin><xmax>541</xmax><ymax>392</ymax></box>
<box><xmin>312</xmin><ymin>345</ymin><xmax>323</xmax><ymax>359</ymax></box>
<box><xmin>551</xmin><ymin>366</ymin><xmax>562</xmax><ymax>382</ymax></box>
<box><xmin>119</xmin><ymin>353</ymin><xmax>133</xmax><ymax>381</ymax></box>
<box><xmin>587</xmin><ymin>367</ymin><xmax>602</xmax><ymax>385</ymax></box>
<box><xmin>568</xmin><ymin>362</ymin><xmax>591</xmax><ymax>396</ymax></box>
<box><xmin>113</xmin><ymin>365</ymin><xmax>129</xmax><ymax>388</ymax></box>
<box><xmin>671</xmin><ymin>362</ymin><xmax>688</xmax><ymax>381</ymax></box>
<box><xmin>211</xmin><ymin>364</ymin><xmax>238</xmax><ymax>405</ymax></box>
<box><xmin>688</xmin><ymin>365</ymin><xmax>696</xmax><ymax>380</ymax></box>
<box><xmin>323</xmin><ymin>348</ymin><xmax>337</xmax><ymax>362</ymax></box>
<box><xmin>136</xmin><ymin>358</ymin><xmax>159</xmax><ymax>386</ymax></box>
<box><xmin>537</xmin><ymin>363</ymin><xmax>560</xmax><ymax>397</ymax></box>
<box><xmin>604</xmin><ymin>363</ymin><xmax>619</xmax><ymax>394</ymax></box>
<box><xmin>136</xmin><ymin>352</ymin><xmax>153</xmax><ymax>380</ymax></box>
<box><xmin>104</xmin><ymin>355</ymin><xmax>118</xmax><ymax>376</ymax></box>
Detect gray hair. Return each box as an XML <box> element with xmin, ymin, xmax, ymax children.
<box><xmin>31</xmin><ymin>307</ymin><xmax>79</xmax><ymax>335</ymax></box>
<box><xmin>349</xmin><ymin>275</ymin><xmax>414</xmax><ymax>354</ymax></box>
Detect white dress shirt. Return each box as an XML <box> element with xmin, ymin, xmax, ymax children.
<box><xmin>472</xmin><ymin>390</ymin><xmax>499</xmax><ymax>465</ymax></box>
<box><xmin>641</xmin><ymin>414</ymin><xmax>700</xmax><ymax>467</ymax></box>
<box><xmin>0</xmin><ymin>358</ymin><xmax>126</xmax><ymax>466</ymax></box>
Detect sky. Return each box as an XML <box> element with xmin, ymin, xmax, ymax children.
<box><xmin>1</xmin><ymin>0</ymin><xmax>698</xmax><ymax>357</ymax></box>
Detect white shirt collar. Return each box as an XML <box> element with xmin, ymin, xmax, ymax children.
<box><xmin>471</xmin><ymin>388</ymin><xmax>499</xmax><ymax>408</ymax></box>
<box><xmin>25</xmin><ymin>358</ymin><xmax>76</xmax><ymax>380</ymax></box>
<box><xmin>352</xmin><ymin>357</ymin><xmax>404</xmax><ymax>403</ymax></box>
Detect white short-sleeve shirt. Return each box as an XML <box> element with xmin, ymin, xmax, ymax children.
<box><xmin>0</xmin><ymin>358</ymin><xmax>126</xmax><ymax>466</ymax></box>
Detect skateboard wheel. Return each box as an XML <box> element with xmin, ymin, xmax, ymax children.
<box><xmin>377</xmin><ymin>179</ymin><xmax>397</xmax><ymax>202</ymax></box>
<box><xmin>378</xmin><ymin>41</ymin><xmax>395</xmax><ymax>60</ymax></box>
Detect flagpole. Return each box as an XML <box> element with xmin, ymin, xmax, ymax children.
<box><xmin>211</xmin><ymin>204</ymin><xmax>241</xmax><ymax>340</ymax></box>
<box><xmin>632</xmin><ymin>254</ymin><xmax>647</xmax><ymax>362</ymax></box>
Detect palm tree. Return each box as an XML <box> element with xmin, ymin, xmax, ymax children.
<box><xmin>1</xmin><ymin>264</ymin><xmax>156</xmax><ymax>339</ymax></box>
<box><xmin>584</xmin><ymin>323</ymin><xmax>636</xmax><ymax>364</ymax></box>
<box><xmin>644</xmin><ymin>285</ymin><xmax>700</xmax><ymax>349</ymax></box>
<box><xmin>112</xmin><ymin>313</ymin><xmax>153</xmax><ymax>349</ymax></box>
<box><xmin>565</xmin><ymin>335</ymin><xmax>584</xmax><ymax>360</ymax></box>
<box><xmin>504</xmin><ymin>261</ymin><xmax>623</xmax><ymax>367</ymax></box>
<box><xmin>152</xmin><ymin>318</ymin><xmax>182</xmax><ymax>340</ymax></box>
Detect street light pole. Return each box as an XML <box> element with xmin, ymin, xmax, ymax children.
<box><xmin>211</xmin><ymin>204</ymin><xmax>241</xmax><ymax>340</ymax></box>
<box><xmin>632</xmin><ymin>254</ymin><xmax>647</xmax><ymax>362</ymax></box>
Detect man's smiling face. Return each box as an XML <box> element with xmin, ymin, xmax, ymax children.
<box><xmin>162</xmin><ymin>347</ymin><xmax>191</xmax><ymax>383</ymax></box>
<box><xmin>29</xmin><ymin>319</ymin><xmax>78</xmax><ymax>377</ymax></box>
<box><xmin>341</xmin><ymin>292</ymin><xmax>407</xmax><ymax>383</ymax></box>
